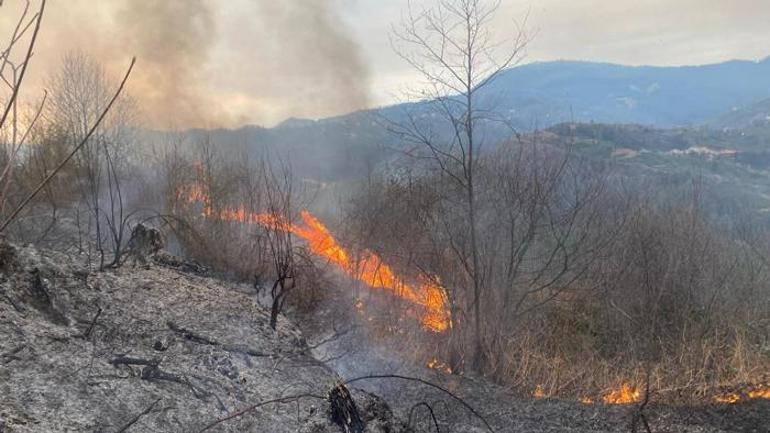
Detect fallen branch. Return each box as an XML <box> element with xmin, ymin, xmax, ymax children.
<box><xmin>344</xmin><ymin>374</ymin><xmax>494</xmax><ymax>433</ymax></box>
<box><xmin>82</xmin><ymin>306</ymin><xmax>102</xmax><ymax>338</ymax></box>
<box><xmin>110</xmin><ymin>356</ymin><xmax>159</xmax><ymax>368</ymax></box>
<box><xmin>197</xmin><ymin>393</ymin><xmax>324</xmax><ymax>433</ymax></box>
<box><xmin>167</xmin><ymin>321</ymin><xmax>271</xmax><ymax>357</ymax></box>
<box><xmin>115</xmin><ymin>398</ymin><xmax>160</xmax><ymax>433</ymax></box>
<box><xmin>141</xmin><ymin>364</ymin><xmax>210</xmax><ymax>400</ymax></box>
<box><xmin>408</xmin><ymin>402</ymin><xmax>441</xmax><ymax>433</ymax></box>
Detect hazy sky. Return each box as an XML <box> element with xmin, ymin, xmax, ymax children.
<box><xmin>2</xmin><ymin>0</ymin><xmax>768</xmax><ymax>128</ymax></box>
<box><xmin>345</xmin><ymin>0</ymin><xmax>770</xmax><ymax>104</ymax></box>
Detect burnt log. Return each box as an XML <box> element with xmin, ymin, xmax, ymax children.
<box><xmin>328</xmin><ymin>381</ymin><xmax>365</xmax><ymax>433</ymax></box>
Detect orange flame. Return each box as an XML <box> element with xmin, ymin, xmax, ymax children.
<box><xmin>533</xmin><ymin>385</ymin><xmax>546</xmax><ymax>399</ymax></box>
<box><xmin>179</xmin><ymin>181</ymin><xmax>451</xmax><ymax>332</ymax></box>
<box><xmin>602</xmin><ymin>383</ymin><xmax>640</xmax><ymax>404</ymax></box>
<box><xmin>714</xmin><ymin>384</ymin><xmax>770</xmax><ymax>404</ymax></box>
<box><xmin>427</xmin><ymin>358</ymin><xmax>452</xmax><ymax>374</ymax></box>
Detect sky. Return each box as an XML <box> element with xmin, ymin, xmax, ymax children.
<box><xmin>2</xmin><ymin>0</ymin><xmax>769</xmax><ymax>129</ymax></box>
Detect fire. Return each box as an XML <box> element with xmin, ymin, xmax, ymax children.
<box><xmin>426</xmin><ymin>358</ymin><xmax>452</xmax><ymax>374</ymax></box>
<box><xmin>714</xmin><ymin>384</ymin><xmax>770</xmax><ymax>404</ymax></box>
<box><xmin>748</xmin><ymin>386</ymin><xmax>770</xmax><ymax>399</ymax></box>
<box><xmin>602</xmin><ymin>383</ymin><xmax>640</xmax><ymax>404</ymax></box>
<box><xmin>580</xmin><ymin>396</ymin><xmax>594</xmax><ymax>404</ymax></box>
<box><xmin>714</xmin><ymin>393</ymin><xmax>740</xmax><ymax>404</ymax></box>
<box><xmin>179</xmin><ymin>181</ymin><xmax>451</xmax><ymax>332</ymax></box>
<box><xmin>533</xmin><ymin>385</ymin><xmax>546</xmax><ymax>399</ymax></box>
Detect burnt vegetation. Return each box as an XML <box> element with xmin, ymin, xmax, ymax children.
<box><xmin>1</xmin><ymin>0</ymin><xmax>769</xmax><ymax>432</ymax></box>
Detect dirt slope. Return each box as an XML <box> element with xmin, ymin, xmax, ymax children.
<box><xmin>0</xmin><ymin>242</ymin><xmax>404</xmax><ymax>432</ymax></box>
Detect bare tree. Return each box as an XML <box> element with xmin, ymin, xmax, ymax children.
<box><xmin>45</xmin><ymin>51</ymin><xmax>138</xmax><ymax>268</ymax></box>
<box><xmin>389</xmin><ymin>0</ymin><xmax>528</xmax><ymax>368</ymax></box>
<box><xmin>260</xmin><ymin>156</ymin><xmax>310</xmax><ymax>330</ymax></box>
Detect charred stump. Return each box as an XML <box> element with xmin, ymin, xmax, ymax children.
<box><xmin>127</xmin><ymin>224</ymin><xmax>164</xmax><ymax>267</ymax></box>
<box><xmin>328</xmin><ymin>381</ymin><xmax>365</xmax><ymax>433</ymax></box>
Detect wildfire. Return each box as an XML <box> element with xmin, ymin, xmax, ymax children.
<box><xmin>533</xmin><ymin>385</ymin><xmax>546</xmax><ymax>399</ymax></box>
<box><xmin>178</xmin><ymin>182</ymin><xmax>451</xmax><ymax>332</ymax></box>
<box><xmin>426</xmin><ymin>358</ymin><xmax>452</xmax><ymax>374</ymax></box>
<box><xmin>748</xmin><ymin>387</ymin><xmax>770</xmax><ymax>399</ymax></box>
<box><xmin>602</xmin><ymin>383</ymin><xmax>640</xmax><ymax>404</ymax></box>
<box><xmin>714</xmin><ymin>384</ymin><xmax>770</xmax><ymax>404</ymax></box>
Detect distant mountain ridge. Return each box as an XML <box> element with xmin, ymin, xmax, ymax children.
<box><xmin>471</xmin><ymin>57</ymin><xmax>770</xmax><ymax>128</ymax></box>
<box><xmin>712</xmin><ymin>97</ymin><xmax>770</xmax><ymax>130</ymax></box>
<box><xmin>271</xmin><ymin>57</ymin><xmax>770</xmax><ymax>131</ymax></box>
<box><xmin>168</xmin><ymin>57</ymin><xmax>770</xmax><ymax>183</ymax></box>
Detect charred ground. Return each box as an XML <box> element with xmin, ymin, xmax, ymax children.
<box><xmin>2</xmin><ymin>238</ymin><xmax>766</xmax><ymax>433</ymax></box>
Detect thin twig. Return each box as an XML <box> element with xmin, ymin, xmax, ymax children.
<box><xmin>197</xmin><ymin>393</ymin><xmax>324</xmax><ymax>432</ymax></box>
<box><xmin>114</xmin><ymin>398</ymin><xmax>160</xmax><ymax>433</ymax></box>
<box><xmin>344</xmin><ymin>374</ymin><xmax>494</xmax><ymax>433</ymax></box>
<box><xmin>408</xmin><ymin>401</ymin><xmax>441</xmax><ymax>432</ymax></box>
<box><xmin>0</xmin><ymin>0</ymin><xmax>45</xmax><ymax>129</ymax></box>
<box><xmin>82</xmin><ymin>306</ymin><xmax>102</xmax><ymax>338</ymax></box>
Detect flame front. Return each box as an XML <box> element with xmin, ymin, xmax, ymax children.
<box><xmin>602</xmin><ymin>383</ymin><xmax>640</xmax><ymax>404</ymax></box>
<box><xmin>714</xmin><ymin>384</ymin><xmax>770</xmax><ymax>404</ymax></box>
<box><xmin>179</xmin><ymin>182</ymin><xmax>451</xmax><ymax>332</ymax></box>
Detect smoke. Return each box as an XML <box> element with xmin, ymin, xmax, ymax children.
<box><xmin>0</xmin><ymin>0</ymin><xmax>370</xmax><ymax>129</ymax></box>
<box><xmin>114</xmin><ymin>0</ymin><xmax>218</xmax><ymax>128</ymax></box>
<box><xmin>249</xmin><ymin>0</ymin><xmax>370</xmax><ymax>120</ymax></box>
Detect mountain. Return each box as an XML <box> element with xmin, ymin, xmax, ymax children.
<box><xmin>165</xmin><ymin>57</ymin><xmax>770</xmax><ymax>185</ymax></box>
<box><xmin>712</xmin><ymin>97</ymin><xmax>770</xmax><ymax>130</ymax></box>
<box><xmin>474</xmin><ymin>58</ymin><xmax>770</xmax><ymax>128</ymax></box>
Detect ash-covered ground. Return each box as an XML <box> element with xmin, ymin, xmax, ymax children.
<box><xmin>303</xmin><ymin>297</ymin><xmax>770</xmax><ymax>433</ymax></box>
<box><xmin>0</xmin><ymin>240</ymin><xmax>767</xmax><ymax>433</ymax></box>
<box><xmin>0</xmin><ymin>241</ymin><xmax>404</xmax><ymax>432</ymax></box>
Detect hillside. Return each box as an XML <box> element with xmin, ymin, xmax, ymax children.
<box><xmin>540</xmin><ymin>123</ymin><xmax>770</xmax><ymax>223</ymax></box>
<box><xmin>712</xmin><ymin>97</ymin><xmax>770</xmax><ymax>130</ymax></box>
<box><xmin>0</xmin><ymin>240</ymin><xmax>406</xmax><ymax>432</ymax></box>
<box><xmin>1</xmin><ymin>233</ymin><xmax>767</xmax><ymax>432</ymax></box>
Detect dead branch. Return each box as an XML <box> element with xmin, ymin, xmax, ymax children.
<box><xmin>166</xmin><ymin>320</ymin><xmax>271</xmax><ymax>357</ymax></box>
<box><xmin>408</xmin><ymin>402</ymin><xmax>441</xmax><ymax>433</ymax></box>
<box><xmin>114</xmin><ymin>397</ymin><xmax>160</xmax><ymax>433</ymax></box>
<box><xmin>109</xmin><ymin>356</ymin><xmax>160</xmax><ymax>368</ymax></box>
<box><xmin>344</xmin><ymin>374</ymin><xmax>494</xmax><ymax>433</ymax></box>
<box><xmin>0</xmin><ymin>0</ymin><xmax>44</xmax><ymax>129</ymax></box>
<box><xmin>140</xmin><ymin>364</ymin><xmax>210</xmax><ymax>400</ymax></box>
<box><xmin>82</xmin><ymin>306</ymin><xmax>102</xmax><ymax>338</ymax></box>
<box><xmin>167</xmin><ymin>320</ymin><xmax>217</xmax><ymax>345</ymax></box>
<box><xmin>197</xmin><ymin>393</ymin><xmax>325</xmax><ymax>433</ymax></box>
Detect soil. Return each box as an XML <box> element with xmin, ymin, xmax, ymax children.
<box><xmin>1</xmin><ymin>241</ymin><xmax>767</xmax><ymax>432</ymax></box>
